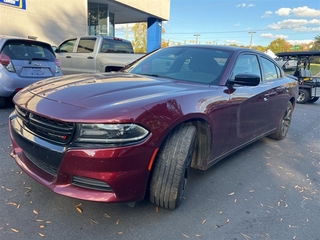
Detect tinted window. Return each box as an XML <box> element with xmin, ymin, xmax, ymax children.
<box><xmin>125</xmin><ymin>47</ymin><xmax>232</xmax><ymax>85</ymax></box>
<box><xmin>1</xmin><ymin>40</ymin><xmax>55</xmax><ymax>61</ymax></box>
<box><xmin>57</xmin><ymin>39</ymin><xmax>76</xmax><ymax>53</ymax></box>
<box><xmin>77</xmin><ymin>38</ymin><xmax>96</xmax><ymax>53</ymax></box>
<box><xmin>100</xmin><ymin>38</ymin><xmax>134</xmax><ymax>53</ymax></box>
<box><xmin>260</xmin><ymin>57</ymin><xmax>279</xmax><ymax>81</ymax></box>
<box><xmin>231</xmin><ymin>54</ymin><xmax>261</xmax><ymax>80</ymax></box>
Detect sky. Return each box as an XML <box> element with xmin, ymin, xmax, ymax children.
<box><xmin>115</xmin><ymin>0</ymin><xmax>320</xmax><ymax>47</ymax></box>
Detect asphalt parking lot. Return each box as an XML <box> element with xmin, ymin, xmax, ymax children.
<box><xmin>1</xmin><ymin>101</ymin><xmax>319</xmax><ymax>240</ymax></box>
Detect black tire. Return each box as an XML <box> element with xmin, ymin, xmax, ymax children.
<box><xmin>308</xmin><ymin>97</ymin><xmax>319</xmax><ymax>103</ymax></box>
<box><xmin>297</xmin><ymin>89</ymin><xmax>310</xmax><ymax>104</ymax></box>
<box><xmin>149</xmin><ymin>124</ymin><xmax>196</xmax><ymax>209</ymax></box>
<box><xmin>268</xmin><ymin>101</ymin><xmax>293</xmax><ymax>140</ymax></box>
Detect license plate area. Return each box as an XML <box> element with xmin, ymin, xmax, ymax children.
<box><xmin>21</xmin><ymin>67</ymin><xmax>53</xmax><ymax>77</ymax></box>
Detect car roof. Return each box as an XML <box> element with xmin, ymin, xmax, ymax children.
<box><xmin>165</xmin><ymin>44</ymin><xmax>272</xmax><ymax>59</ymax></box>
<box><xmin>276</xmin><ymin>51</ymin><xmax>320</xmax><ymax>57</ymax></box>
<box><xmin>0</xmin><ymin>35</ymin><xmax>52</xmax><ymax>46</ymax></box>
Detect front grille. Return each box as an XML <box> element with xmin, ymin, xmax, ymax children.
<box><xmin>72</xmin><ymin>176</ymin><xmax>113</xmax><ymax>192</ymax></box>
<box><xmin>16</xmin><ymin>106</ymin><xmax>75</xmax><ymax>145</ymax></box>
<box><xmin>25</xmin><ymin>152</ymin><xmax>58</xmax><ymax>177</ymax></box>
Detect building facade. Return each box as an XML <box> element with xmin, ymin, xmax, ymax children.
<box><xmin>0</xmin><ymin>0</ymin><xmax>170</xmax><ymax>52</ymax></box>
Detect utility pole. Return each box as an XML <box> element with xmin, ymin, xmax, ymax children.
<box><xmin>248</xmin><ymin>31</ymin><xmax>256</xmax><ymax>49</ymax></box>
<box><xmin>194</xmin><ymin>34</ymin><xmax>200</xmax><ymax>44</ymax></box>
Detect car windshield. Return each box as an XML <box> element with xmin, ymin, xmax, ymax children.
<box><xmin>123</xmin><ymin>47</ymin><xmax>232</xmax><ymax>85</ymax></box>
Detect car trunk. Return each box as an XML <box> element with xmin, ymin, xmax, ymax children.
<box><xmin>12</xmin><ymin>59</ymin><xmax>55</xmax><ymax>78</ymax></box>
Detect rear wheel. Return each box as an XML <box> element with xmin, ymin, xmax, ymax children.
<box><xmin>268</xmin><ymin>101</ymin><xmax>293</xmax><ymax>140</ymax></box>
<box><xmin>297</xmin><ymin>89</ymin><xmax>310</xmax><ymax>104</ymax></box>
<box><xmin>149</xmin><ymin>124</ymin><xmax>196</xmax><ymax>209</ymax></box>
<box><xmin>308</xmin><ymin>97</ymin><xmax>319</xmax><ymax>103</ymax></box>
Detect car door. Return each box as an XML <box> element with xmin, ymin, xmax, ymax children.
<box><xmin>227</xmin><ymin>54</ymin><xmax>270</xmax><ymax>147</ymax></box>
<box><xmin>55</xmin><ymin>38</ymin><xmax>77</xmax><ymax>74</ymax></box>
<box><xmin>259</xmin><ymin>56</ymin><xmax>291</xmax><ymax>132</ymax></box>
<box><xmin>71</xmin><ymin>37</ymin><xmax>97</xmax><ymax>74</ymax></box>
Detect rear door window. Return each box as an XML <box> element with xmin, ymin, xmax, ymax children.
<box><xmin>76</xmin><ymin>37</ymin><xmax>96</xmax><ymax>53</ymax></box>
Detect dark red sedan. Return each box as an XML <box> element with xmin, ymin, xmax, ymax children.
<box><xmin>9</xmin><ymin>45</ymin><xmax>298</xmax><ymax>209</ymax></box>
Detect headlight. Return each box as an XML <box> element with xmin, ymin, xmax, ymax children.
<box><xmin>75</xmin><ymin>123</ymin><xmax>149</xmax><ymax>144</ymax></box>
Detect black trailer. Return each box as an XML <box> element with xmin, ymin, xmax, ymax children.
<box><xmin>276</xmin><ymin>51</ymin><xmax>320</xmax><ymax>104</ymax></box>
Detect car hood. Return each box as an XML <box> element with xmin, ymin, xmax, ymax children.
<box><xmin>20</xmin><ymin>73</ymin><xmax>209</xmax><ymax>111</ymax></box>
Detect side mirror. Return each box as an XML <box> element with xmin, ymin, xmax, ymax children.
<box><xmin>228</xmin><ymin>73</ymin><xmax>260</xmax><ymax>86</ymax></box>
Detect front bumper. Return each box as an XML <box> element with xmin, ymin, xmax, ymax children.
<box><xmin>9</xmin><ymin>112</ymin><xmax>154</xmax><ymax>203</ymax></box>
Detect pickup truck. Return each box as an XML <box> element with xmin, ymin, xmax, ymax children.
<box><xmin>55</xmin><ymin>36</ymin><xmax>144</xmax><ymax>74</ymax></box>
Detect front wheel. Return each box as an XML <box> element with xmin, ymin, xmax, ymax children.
<box><xmin>297</xmin><ymin>89</ymin><xmax>310</xmax><ymax>104</ymax></box>
<box><xmin>268</xmin><ymin>101</ymin><xmax>293</xmax><ymax>140</ymax></box>
<box><xmin>149</xmin><ymin>124</ymin><xmax>196</xmax><ymax>209</ymax></box>
<box><xmin>308</xmin><ymin>97</ymin><xmax>319</xmax><ymax>103</ymax></box>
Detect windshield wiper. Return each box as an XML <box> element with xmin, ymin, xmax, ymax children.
<box><xmin>139</xmin><ymin>73</ymin><xmax>174</xmax><ymax>79</ymax></box>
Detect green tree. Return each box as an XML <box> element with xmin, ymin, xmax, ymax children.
<box><xmin>312</xmin><ymin>35</ymin><xmax>320</xmax><ymax>50</ymax></box>
<box><xmin>268</xmin><ymin>38</ymin><xmax>291</xmax><ymax>53</ymax></box>
<box><xmin>131</xmin><ymin>23</ymin><xmax>147</xmax><ymax>53</ymax></box>
<box><xmin>254</xmin><ymin>45</ymin><xmax>268</xmax><ymax>52</ymax></box>
<box><xmin>131</xmin><ymin>22</ymin><xmax>167</xmax><ymax>52</ymax></box>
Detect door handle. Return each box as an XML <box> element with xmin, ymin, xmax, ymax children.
<box><xmin>87</xmin><ymin>56</ymin><xmax>94</xmax><ymax>59</ymax></box>
<box><xmin>66</xmin><ymin>56</ymin><xmax>71</xmax><ymax>58</ymax></box>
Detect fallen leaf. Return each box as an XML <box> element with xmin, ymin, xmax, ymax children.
<box><xmin>280</xmin><ymin>218</ymin><xmax>283</xmax><ymax>222</ymax></box>
<box><xmin>228</xmin><ymin>192</ymin><xmax>235</xmax><ymax>196</ymax></box>
<box><xmin>289</xmin><ymin>225</ymin><xmax>298</xmax><ymax>228</ymax></box>
<box><xmin>219</xmin><ymin>211</ymin><xmax>222</xmax><ymax>214</ymax></box>
<box><xmin>36</xmin><ymin>219</ymin><xmax>44</xmax><ymax>222</ymax></box>
<box><xmin>11</xmin><ymin>228</ymin><xmax>19</xmax><ymax>233</ymax></box>
<box><xmin>202</xmin><ymin>219</ymin><xmax>207</xmax><ymax>224</ymax></box>
<box><xmin>90</xmin><ymin>218</ymin><xmax>99</xmax><ymax>225</ymax></box>
<box><xmin>241</xmin><ymin>232</ymin><xmax>251</xmax><ymax>240</ymax></box>
<box><xmin>6</xmin><ymin>188</ymin><xmax>12</xmax><ymax>192</ymax></box>
<box><xmin>234</xmin><ymin>198</ymin><xmax>237</xmax><ymax>203</ymax></box>
<box><xmin>40</xmin><ymin>225</ymin><xmax>45</xmax><ymax>229</ymax></box>
<box><xmin>195</xmin><ymin>234</ymin><xmax>202</xmax><ymax>237</ymax></box>
<box><xmin>278</xmin><ymin>166</ymin><xmax>283</xmax><ymax>169</ymax></box>
<box><xmin>249</xmin><ymin>190</ymin><xmax>254</xmax><ymax>193</ymax></box>
<box><xmin>182</xmin><ymin>233</ymin><xmax>190</xmax><ymax>238</ymax></box>
<box><xmin>156</xmin><ymin>206</ymin><xmax>159</xmax><ymax>212</ymax></box>
<box><xmin>117</xmin><ymin>232</ymin><xmax>123</xmax><ymax>235</ymax></box>
<box><xmin>116</xmin><ymin>219</ymin><xmax>120</xmax><ymax>225</ymax></box>
<box><xmin>46</xmin><ymin>221</ymin><xmax>51</xmax><ymax>224</ymax></box>
<box><xmin>104</xmin><ymin>213</ymin><xmax>111</xmax><ymax>218</ymax></box>
<box><xmin>33</xmin><ymin>210</ymin><xmax>39</xmax><ymax>215</ymax></box>
<box><xmin>281</xmin><ymin>186</ymin><xmax>285</xmax><ymax>189</ymax></box>
<box><xmin>226</xmin><ymin>219</ymin><xmax>229</xmax><ymax>224</ymax></box>
<box><xmin>75</xmin><ymin>206</ymin><xmax>83</xmax><ymax>213</ymax></box>
<box><xmin>39</xmin><ymin>233</ymin><xmax>45</xmax><ymax>237</ymax></box>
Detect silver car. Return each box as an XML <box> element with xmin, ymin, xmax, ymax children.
<box><xmin>0</xmin><ymin>36</ymin><xmax>62</xmax><ymax>108</ymax></box>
